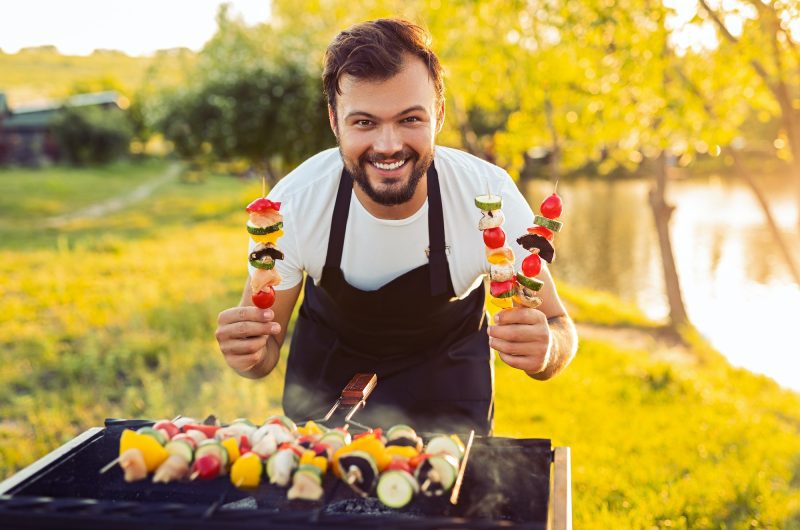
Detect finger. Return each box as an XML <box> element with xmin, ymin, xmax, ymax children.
<box><xmin>216</xmin><ymin>321</ymin><xmax>278</xmax><ymax>342</ymax></box>
<box><xmin>496</xmin><ymin>349</ymin><xmax>547</xmax><ymax>374</ymax></box>
<box><xmin>226</xmin><ymin>348</ymin><xmax>267</xmax><ymax>373</ymax></box>
<box><xmin>222</xmin><ymin>336</ymin><xmax>268</xmax><ymax>358</ymax></box>
<box><xmin>488</xmin><ymin>336</ymin><xmax>530</xmax><ymax>357</ymax></box>
<box><xmin>488</xmin><ymin>323</ymin><xmax>547</xmax><ymax>344</ymax></box>
<box><xmin>218</xmin><ymin>306</ymin><xmax>274</xmax><ymax>326</ymax></box>
<box><xmin>494</xmin><ymin>307</ymin><xmax>545</xmax><ymax>326</ymax></box>
<box><xmin>233</xmin><ymin>320</ymin><xmax>280</xmax><ymax>340</ymax></box>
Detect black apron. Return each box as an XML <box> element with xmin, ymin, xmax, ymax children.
<box><xmin>283</xmin><ymin>163</ymin><xmax>494</xmax><ymax>435</ymax></box>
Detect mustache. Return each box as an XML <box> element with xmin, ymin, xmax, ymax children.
<box><xmin>360</xmin><ymin>148</ymin><xmax>418</xmax><ymax>165</ymax></box>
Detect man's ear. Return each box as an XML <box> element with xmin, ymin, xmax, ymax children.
<box><xmin>328</xmin><ymin>105</ymin><xmax>338</xmax><ymax>137</ymax></box>
<box><xmin>436</xmin><ymin>100</ymin><xmax>446</xmax><ymax>134</ymax></box>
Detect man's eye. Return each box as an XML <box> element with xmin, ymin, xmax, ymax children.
<box><xmin>355</xmin><ymin>120</ymin><xmax>373</xmax><ymax>126</ymax></box>
<box><xmin>403</xmin><ymin>116</ymin><xmax>421</xmax><ymax>123</ymax></box>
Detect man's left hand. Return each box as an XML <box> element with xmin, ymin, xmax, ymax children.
<box><xmin>487</xmin><ymin>307</ymin><xmax>551</xmax><ymax>376</ymax></box>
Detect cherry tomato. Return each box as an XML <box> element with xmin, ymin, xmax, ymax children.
<box><xmin>252</xmin><ymin>287</ymin><xmax>275</xmax><ymax>309</ymax></box>
<box><xmin>312</xmin><ymin>443</ymin><xmax>330</xmax><ymax>457</ymax></box>
<box><xmin>183</xmin><ymin>424</ymin><xmax>220</xmax><ymax>438</ymax></box>
<box><xmin>540</xmin><ymin>193</ymin><xmax>563</xmax><ymax>219</ymax></box>
<box><xmin>522</xmin><ymin>254</ymin><xmax>542</xmax><ymax>277</ymax></box>
<box><xmin>482</xmin><ymin>227</ymin><xmax>506</xmax><ymax>249</ymax></box>
<box><xmin>490</xmin><ymin>280</ymin><xmax>516</xmax><ymax>298</ymax></box>
<box><xmin>239</xmin><ymin>435</ymin><xmax>252</xmax><ymax>454</ymax></box>
<box><xmin>246</xmin><ymin>197</ymin><xmax>281</xmax><ymax>212</ymax></box>
<box><xmin>526</xmin><ymin>225</ymin><xmax>554</xmax><ymax>241</ymax></box>
<box><xmin>192</xmin><ymin>454</ymin><xmax>221</xmax><ymax>480</ymax></box>
<box><xmin>153</xmin><ymin>420</ymin><xmax>180</xmax><ymax>439</ymax></box>
<box><xmin>387</xmin><ymin>459</ymin><xmax>412</xmax><ymax>473</ymax></box>
<box><xmin>408</xmin><ymin>453</ymin><xmax>431</xmax><ymax>470</ymax></box>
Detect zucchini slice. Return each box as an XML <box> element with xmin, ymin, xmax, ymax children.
<box><xmin>516</xmin><ymin>273</ymin><xmax>544</xmax><ymax>291</ymax></box>
<box><xmin>246</xmin><ymin>221</ymin><xmax>284</xmax><ymax>235</ymax></box>
<box><xmin>474</xmin><ymin>194</ymin><xmax>503</xmax><ymax>211</ymax></box>
<box><xmin>533</xmin><ymin>214</ymin><xmax>563</xmax><ymax>232</ymax></box>
<box><xmin>425</xmin><ymin>435</ymin><xmax>464</xmax><ymax>462</ymax></box>
<box><xmin>165</xmin><ymin>439</ymin><xmax>194</xmax><ymax>464</ymax></box>
<box><xmin>377</xmin><ymin>470</ymin><xmax>418</xmax><ymax>508</ymax></box>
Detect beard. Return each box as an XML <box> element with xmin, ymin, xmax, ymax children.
<box><xmin>340</xmin><ymin>146</ymin><xmax>433</xmax><ymax>206</ymax></box>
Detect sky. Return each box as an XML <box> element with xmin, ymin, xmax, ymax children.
<box><xmin>0</xmin><ymin>0</ymin><xmax>271</xmax><ymax>56</ymax></box>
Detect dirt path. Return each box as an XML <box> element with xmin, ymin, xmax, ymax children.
<box><xmin>45</xmin><ymin>163</ymin><xmax>181</xmax><ymax>227</ymax></box>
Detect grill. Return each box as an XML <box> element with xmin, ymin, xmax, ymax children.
<box><xmin>0</xmin><ymin>378</ymin><xmax>572</xmax><ymax>529</ymax></box>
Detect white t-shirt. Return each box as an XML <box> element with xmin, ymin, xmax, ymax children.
<box><xmin>249</xmin><ymin>146</ymin><xmax>537</xmax><ymax>299</ymax></box>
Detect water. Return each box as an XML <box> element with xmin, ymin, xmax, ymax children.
<box><xmin>522</xmin><ymin>175</ymin><xmax>800</xmax><ymax>391</ymax></box>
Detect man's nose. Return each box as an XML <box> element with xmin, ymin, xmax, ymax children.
<box><xmin>373</xmin><ymin>124</ymin><xmax>403</xmax><ymax>154</ymax></box>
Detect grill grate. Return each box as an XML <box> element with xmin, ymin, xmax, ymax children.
<box><xmin>0</xmin><ymin>419</ymin><xmax>552</xmax><ymax>529</ymax></box>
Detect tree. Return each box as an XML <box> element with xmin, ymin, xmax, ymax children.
<box><xmin>52</xmin><ymin>105</ymin><xmax>133</xmax><ymax>165</ymax></box>
<box><xmin>696</xmin><ymin>0</ymin><xmax>800</xmax><ymax>229</ymax></box>
<box><xmin>155</xmin><ymin>5</ymin><xmax>334</xmax><ymax>182</ymax></box>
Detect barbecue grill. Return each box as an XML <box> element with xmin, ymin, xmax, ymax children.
<box><xmin>0</xmin><ymin>377</ymin><xmax>572</xmax><ymax>529</ymax></box>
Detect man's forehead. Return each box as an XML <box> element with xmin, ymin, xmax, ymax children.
<box><xmin>336</xmin><ymin>56</ymin><xmax>437</xmax><ymax>116</ymax></box>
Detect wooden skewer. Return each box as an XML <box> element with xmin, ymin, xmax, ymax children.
<box><xmin>99</xmin><ymin>457</ymin><xmax>120</xmax><ymax>474</ymax></box>
<box><xmin>262</xmin><ymin>174</ymin><xmax>266</xmax><ymax>198</ymax></box>
<box><xmin>450</xmin><ymin>430</ymin><xmax>476</xmax><ymax>505</ymax></box>
<box><xmin>420</xmin><ymin>478</ymin><xmax>432</xmax><ymax>492</ymax></box>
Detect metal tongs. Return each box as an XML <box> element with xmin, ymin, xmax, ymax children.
<box><xmin>306</xmin><ymin>372</ymin><xmax>378</xmax><ymax>432</ymax></box>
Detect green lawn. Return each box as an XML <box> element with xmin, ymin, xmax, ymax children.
<box><xmin>1</xmin><ymin>161</ymin><xmax>799</xmax><ymax>529</ymax></box>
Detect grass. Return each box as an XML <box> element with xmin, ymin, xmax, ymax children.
<box><xmin>1</xmin><ymin>161</ymin><xmax>799</xmax><ymax>529</ymax></box>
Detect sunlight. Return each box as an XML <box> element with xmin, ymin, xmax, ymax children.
<box><xmin>0</xmin><ymin>0</ymin><xmax>270</xmax><ymax>56</ymax></box>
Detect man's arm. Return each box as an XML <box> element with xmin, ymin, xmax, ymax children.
<box><xmin>530</xmin><ymin>314</ymin><xmax>577</xmax><ymax>380</ymax></box>
<box><xmin>215</xmin><ymin>280</ymin><xmax>302</xmax><ymax>379</ymax></box>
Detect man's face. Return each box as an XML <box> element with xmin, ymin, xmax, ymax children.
<box><xmin>331</xmin><ymin>55</ymin><xmax>442</xmax><ymax>207</ymax></box>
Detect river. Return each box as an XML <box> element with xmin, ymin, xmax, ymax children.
<box><xmin>522</xmin><ymin>174</ymin><xmax>800</xmax><ymax>392</ymax></box>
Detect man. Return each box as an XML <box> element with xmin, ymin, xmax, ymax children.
<box><xmin>215</xmin><ymin>19</ymin><xmax>577</xmax><ymax>435</ymax></box>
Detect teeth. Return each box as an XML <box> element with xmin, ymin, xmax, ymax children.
<box><xmin>373</xmin><ymin>160</ymin><xmax>405</xmax><ymax>170</ymax></box>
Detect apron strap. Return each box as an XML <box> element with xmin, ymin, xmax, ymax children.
<box><xmin>323</xmin><ymin>162</ymin><xmax>449</xmax><ymax>297</ymax></box>
<box><xmin>426</xmin><ymin>164</ymin><xmax>449</xmax><ymax>297</ymax></box>
<box><xmin>323</xmin><ymin>168</ymin><xmax>354</xmax><ymax>270</ymax></box>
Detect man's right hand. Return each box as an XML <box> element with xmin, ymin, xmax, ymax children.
<box><xmin>215</xmin><ymin>306</ymin><xmax>282</xmax><ymax>376</ymax></box>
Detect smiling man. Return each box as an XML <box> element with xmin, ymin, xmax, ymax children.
<box><xmin>215</xmin><ymin>19</ymin><xmax>577</xmax><ymax>435</ymax></box>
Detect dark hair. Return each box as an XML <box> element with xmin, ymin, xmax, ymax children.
<box><xmin>323</xmin><ymin>19</ymin><xmax>444</xmax><ymax>120</ymax></box>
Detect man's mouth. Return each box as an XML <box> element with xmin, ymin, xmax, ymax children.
<box><xmin>370</xmin><ymin>159</ymin><xmax>408</xmax><ymax>172</ymax></box>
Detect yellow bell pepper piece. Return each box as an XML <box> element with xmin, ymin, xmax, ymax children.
<box><xmin>487</xmin><ymin>253</ymin><xmax>512</xmax><ymax>265</ymax></box>
<box><xmin>119</xmin><ymin>429</ymin><xmax>169</xmax><ymax>472</ymax></box>
<box><xmin>301</xmin><ymin>450</ymin><xmax>327</xmax><ymax>473</ymax></box>
<box><xmin>251</xmin><ymin>229</ymin><xmax>284</xmax><ymax>245</ymax></box>
<box><xmin>355</xmin><ymin>438</ymin><xmax>391</xmax><ymax>472</ymax></box>
<box><xmin>230</xmin><ymin>452</ymin><xmax>262</xmax><ymax>489</ymax></box>
<box><xmin>312</xmin><ymin>455</ymin><xmax>328</xmax><ymax>474</ymax></box>
<box><xmin>222</xmin><ymin>437</ymin><xmax>241</xmax><ymax>465</ymax></box>
<box><xmin>489</xmin><ymin>295</ymin><xmax>514</xmax><ymax>309</ymax></box>
<box><xmin>386</xmin><ymin>445</ymin><xmax>419</xmax><ymax>460</ymax></box>
<box><xmin>298</xmin><ymin>420</ymin><xmax>324</xmax><ymax>437</ymax></box>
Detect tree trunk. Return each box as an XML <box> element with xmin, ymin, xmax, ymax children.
<box><xmin>649</xmin><ymin>152</ymin><xmax>689</xmax><ymax>329</ymax></box>
<box><xmin>729</xmin><ymin>149</ymin><xmax>800</xmax><ymax>285</ymax></box>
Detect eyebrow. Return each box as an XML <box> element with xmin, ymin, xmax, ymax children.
<box><xmin>344</xmin><ymin>105</ymin><xmax>429</xmax><ymax>121</ymax></box>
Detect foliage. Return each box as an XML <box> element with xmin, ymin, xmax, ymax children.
<box><xmin>51</xmin><ymin>105</ymin><xmax>134</xmax><ymax>165</ymax></box>
<box><xmin>157</xmin><ymin>63</ymin><xmax>332</xmax><ymax>172</ymax></box>
<box><xmin>2</xmin><ymin>165</ymin><xmax>800</xmax><ymax>528</ymax></box>
<box><xmin>153</xmin><ymin>6</ymin><xmax>334</xmax><ymax>177</ymax></box>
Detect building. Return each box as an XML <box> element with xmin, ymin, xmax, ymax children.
<box><xmin>0</xmin><ymin>91</ymin><xmax>125</xmax><ymax>166</ymax></box>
